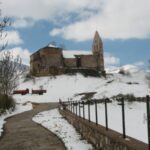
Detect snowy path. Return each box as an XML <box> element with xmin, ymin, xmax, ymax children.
<box><xmin>33</xmin><ymin>108</ymin><xmax>93</xmax><ymax>150</ymax></box>
<box><xmin>0</xmin><ymin>103</ymin><xmax>66</xmax><ymax>150</ymax></box>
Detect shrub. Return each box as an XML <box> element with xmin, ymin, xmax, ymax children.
<box><xmin>119</xmin><ymin>68</ymin><xmax>130</xmax><ymax>76</ymax></box>
<box><xmin>0</xmin><ymin>94</ymin><xmax>15</xmax><ymax>114</ymax></box>
<box><xmin>112</xmin><ymin>93</ymin><xmax>144</xmax><ymax>102</ymax></box>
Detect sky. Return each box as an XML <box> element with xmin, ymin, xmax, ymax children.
<box><xmin>0</xmin><ymin>0</ymin><xmax>150</xmax><ymax>68</ymax></box>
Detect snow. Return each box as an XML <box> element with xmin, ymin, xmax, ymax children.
<box><xmin>63</xmin><ymin>50</ymin><xmax>92</xmax><ymax>58</ymax></box>
<box><xmin>0</xmin><ymin>102</ymin><xmax>32</xmax><ymax>136</ymax></box>
<box><xmin>33</xmin><ymin>108</ymin><xmax>93</xmax><ymax>150</ymax></box>
<box><xmin>120</xmin><ymin>65</ymin><xmax>139</xmax><ymax>73</ymax></box>
<box><xmin>0</xmin><ymin>65</ymin><xmax>149</xmax><ymax>145</ymax></box>
<box><xmin>48</xmin><ymin>44</ymin><xmax>58</xmax><ymax>48</ymax></box>
<box><xmin>76</xmin><ymin>101</ymin><xmax>148</xmax><ymax>143</ymax></box>
<box><xmin>13</xmin><ymin>69</ymin><xmax>149</xmax><ymax>104</ymax></box>
<box><xmin>106</xmin><ymin>64</ymin><xmax>140</xmax><ymax>74</ymax></box>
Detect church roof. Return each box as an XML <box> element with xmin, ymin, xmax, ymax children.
<box><xmin>63</xmin><ymin>50</ymin><xmax>92</xmax><ymax>58</ymax></box>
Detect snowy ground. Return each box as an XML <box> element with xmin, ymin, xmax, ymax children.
<box><xmin>0</xmin><ymin>64</ymin><xmax>149</xmax><ymax>145</ymax></box>
<box><xmin>71</xmin><ymin>101</ymin><xmax>148</xmax><ymax>143</ymax></box>
<box><xmin>0</xmin><ymin>102</ymin><xmax>32</xmax><ymax>136</ymax></box>
<box><xmin>33</xmin><ymin>108</ymin><xmax>93</xmax><ymax>150</ymax></box>
<box><xmin>13</xmin><ymin>65</ymin><xmax>149</xmax><ymax>104</ymax></box>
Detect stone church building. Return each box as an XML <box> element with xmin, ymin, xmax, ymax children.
<box><xmin>30</xmin><ymin>31</ymin><xmax>105</xmax><ymax>76</ymax></box>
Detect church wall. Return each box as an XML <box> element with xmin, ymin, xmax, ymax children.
<box><xmin>39</xmin><ymin>47</ymin><xmax>63</xmax><ymax>67</ymax></box>
<box><xmin>80</xmin><ymin>55</ymin><xmax>97</xmax><ymax>69</ymax></box>
<box><xmin>64</xmin><ymin>58</ymin><xmax>76</xmax><ymax>68</ymax></box>
<box><xmin>45</xmin><ymin>54</ymin><xmax>63</xmax><ymax>67</ymax></box>
<box><xmin>30</xmin><ymin>60</ymin><xmax>41</xmax><ymax>75</ymax></box>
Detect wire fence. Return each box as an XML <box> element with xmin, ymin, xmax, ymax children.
<box><xmin>60</xmin><ymin>95</ymin><xmax>150</xmax><ymax>149</ymax></box>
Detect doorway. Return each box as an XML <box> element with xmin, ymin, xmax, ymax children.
<box><xmin>76</xmin><ymin>56</ymin><xmax>81</xmax><ymax>68</ymax></box>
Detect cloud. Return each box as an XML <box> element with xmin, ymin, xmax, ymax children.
<box><xmin>2</xmin><ymin>0</ymin><xmax>102</xmax><ymax>21</ymax></box>
<box><xmin>50</xmin><ymin>0</ymin><xmax>150</xmax><ymax>41</ymax></box>
<box><xmin>104</xmin><ymin>52</ymin><xmax>120</xmax><ymax>67</ymax></box>
<box><xmin>2</xmin><ymin>47</ymin><xmax>31</xmax><ymax>66</ymax></box>
<box><xmin>2</xmin><ymin>0</ymin><xmax>150</xmax><ymax>40</ymax></box>
<box><xmin>12</xmin><ymin>18</ymin><xmax>34</xmax><ymax>28</ymax></box>
<box><xmin>0</xmin><ymin>31</ymin><xmax>23</xmax><ymax>46</ymax></box>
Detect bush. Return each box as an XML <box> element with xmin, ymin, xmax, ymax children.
<box><xmin>112</xmin><ymin>93</ymin><xmax>144</xmax><ymax>102</ymax></box>
<box><xmin>119</xmin><ymin>68</ymin><xmax>130</xmax><ymax>76</ymax></box>
<box><xmin>0</xmin><ymin>94</ymin><xmax>15</xmax><ymax>113</ymax></box>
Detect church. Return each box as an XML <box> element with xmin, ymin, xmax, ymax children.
<box><xmin>30</xmin><ymin>31</ymin><xmax>105</xmax><ymax>76</ymax></box>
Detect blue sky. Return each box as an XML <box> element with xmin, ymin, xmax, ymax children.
<box><xmin>1</xmin><ymin>0</ymin><xmax>150</xmax><ymax>68</ymax></box>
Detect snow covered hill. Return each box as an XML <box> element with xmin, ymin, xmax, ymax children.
<box><xmin>11</xmin><ymin>65</ymin><xmax>150</xmax><ymax>143</ymax></box>
<box><xmin>13</xmin><ymin>65</ymin><xmax>149</xmax><ymax>104</ymax></box>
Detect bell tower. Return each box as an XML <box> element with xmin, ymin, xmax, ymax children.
<box><xmin>92</xmin><ymin>31</ymin><xmax>104</xmax><ymax>72</ymax></box>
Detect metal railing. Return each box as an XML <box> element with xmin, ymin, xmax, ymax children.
<box><xmin>60</xmin><ymin>95</ymin><xmax>150</xmax><ymax>149</ymax></box>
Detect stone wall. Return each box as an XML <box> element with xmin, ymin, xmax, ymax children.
<box><xmin>80</xmin><ymin>55</ymin><xmax>97</xmax><ymax>69</ymax></box>
<box><xmin>64</xmin><ymin>58</ymin><xmax>76</xmax><ymax>68</ymax></box>
<box><xmin>40</xmin><ymin>47</ymin><xmax>63</xmax><ymax>67</ymax></box>
<box><xmin>30</xmin><ymin>47</ymin><xmax>64</xmax><ymax>76</ymax></box>
<box><xmin>59</xmin><ymin>109</ymin><xmax>148</xmax><ymax>150</ymax></box>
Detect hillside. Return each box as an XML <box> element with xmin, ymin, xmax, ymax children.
<box><xmin>13</xmin><ymin>65</ymin><xmax>149</xmax><ymax>104</ymax></box>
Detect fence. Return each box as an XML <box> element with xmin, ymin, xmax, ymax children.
<box><xmin>60</xmin><ymin>95</ymin><xmax>150</xmax><ymax>150</ymax></box>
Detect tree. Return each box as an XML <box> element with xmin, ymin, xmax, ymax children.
<box><xmin>0</xmin><ymin>9</ymin><xmax>25</xmax><ymax>96</ymax></box>
<box><xmin>0</xmin><ymin>51</ymin><xmax>25</xmax><ymax>95</ymax></box>
<box><xmin>0</xmin><ymin>13</ymin><xmax>10</xmax><ymax>51</ymax></box>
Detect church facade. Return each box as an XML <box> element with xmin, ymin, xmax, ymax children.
<box><xmin>30</xmin><ymin>31</ymin><xmax>105</xmax><ymax>76</ymax></box>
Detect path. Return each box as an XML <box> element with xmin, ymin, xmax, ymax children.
<box><xmin>0</xmin><ymin>103</ymin><xmax>66</xmax><ymax>150</ymax></box>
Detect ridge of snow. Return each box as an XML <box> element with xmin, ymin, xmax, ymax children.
<box><xmin>120</xmin><ymin>64</ymin><xmax>139</xmax><ymax>73</ymax></box>
<box><xmin>106</xmin><ymin>64</ymin><xmax>143</xmax><ymax>74</ymax></box>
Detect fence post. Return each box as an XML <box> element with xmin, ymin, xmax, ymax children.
<box><xmin>95</xmin><ymin>100</ymin><xmax>98</xmax><ymax>125</ymax></box>
<box><xmin>105</xmin><ymin>98</ymin><xmax>108</xmax><ymax>130</ymax></box>
<box><xmin>69</xmin><ymin>100</ymin><xmax>71</xmax><ymax>111</ymax></box>
<box><xmin>79</xmin><ymin>102</ymin><xmax>81</xmax><ymax>117</ymax></box>
<box><xmin>67</xmin><ymin>99</ymin><xmax>69</xmax><ymax>111</ymax></box>
<box><xmin>73</xmin><ymin>101</ymin><xmax>75</xmax><ymax>114</ymax></box>
<box><xmin>121</xmin><ymin>97</ymin><xmax>126</xmax><ymax>138</ymax></box>
<box><xmin>76</xmin><ymin>102</ymin><xmax>78</xmax><ymax>115</ymax></box>
<box><xmin>71</xmin><ymin>101</ymin><xmax>72</xmax><ymax>113</ymax></box>
<box><xmin>68</xmin><ymin>99</ymin><xmax>70</xmax><ymax>111</ymax></box>
<box><xmin>59</xmin><ymin>99</ymin><xmax>62</xmax><ymax>110</ymax></box>
<box><xmin>88</xmin><ymin>101</ymin><xmax>91</xmax><ymax>122</ymax></box>
<box><xmin>74</xmin><ymin>101</ymin><xmax>75</xmax><ymax>114</ymax></box>
<box><xmin>83</xmin><ymin>101</ymin><xmax>85</xmax><ymax>119</ymax></box>
<box><xmin>146</xmin><ymin>95</ymin><xmax>150</xmax><ymax>150</ymax></box>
